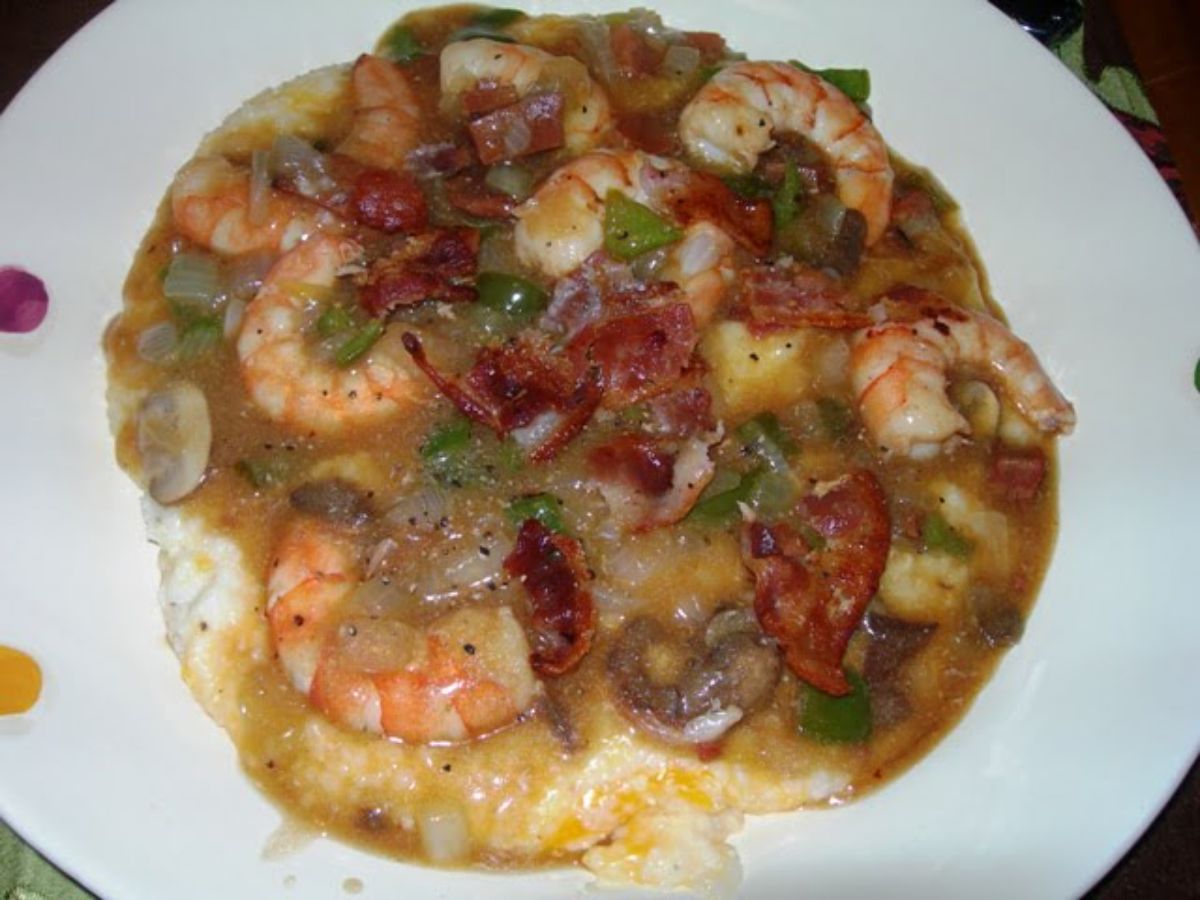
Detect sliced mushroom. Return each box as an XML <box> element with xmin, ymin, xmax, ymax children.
<box><xmin>607</xmin><ymin>609</ymin><xmax>780</xmax><ymax>744</ymax></box>
<box><xmin>136</xmin><ymin>381</ymin><xmax>212</xmax><ymax>504</ymax></box>
<box><xmin>289</xmin><ymin>478</ymin><xmax>374</xmax><ymax>529</ymax></box>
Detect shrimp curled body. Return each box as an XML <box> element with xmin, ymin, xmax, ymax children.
<box><xmin>267</xmin><ymin>518</ymin><xmax>539</xmax><ymax>743</ymax></box>
<box><xmin>850</xmin><ymin>304</ymin><xmax>1076</xmax><ymax>458</ymax></box>
<box><xmin>337</xmin><ymin>54</ymin><xmax>422</xmax><ymax>170</ymax></box>
<box><xmin>440</xmin><ymin>38</ymin><xmax>612</xmax><ymax>155</ymax></box>
<box><xmin>237</xmin><ymin>234</ymin><xmax>416</xmax><ymax>433</ymax></box>
<box><xmin>514</xmin><ymin>149</ymin><xmax>735</xmax><ymax>325</ymax></box>
<box><xmin>679</xmin><ymin>61</ymin><xmax>893</xmax><ymax>244</ymax></box>
<box><xmin>171</xmin><ymin>157</ymin><xmax>329</xmax><ymax>256</ymax></box>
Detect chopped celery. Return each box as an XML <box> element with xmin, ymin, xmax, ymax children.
<box><xmin>788</xmin><ymin>60</ymin><xmax>871</xmax><ymax>104</ymax></box>
<box><xmin>163</xmin><ymin>252</ymin><xmax>222</xmax><ymax>305</ymax></box>
<box><xmin>476</xmin><ymin>272</ymin><xmax>548</xmax><ymax>320</ymax></box>
<box><xmin>316</xmin><ymin>304</ymin><xmax>354</xmax><ymax>338</ymax></box>
<box><xmin>236</xmin><ymin>456</ymin><xmax>292</xmax><ymax>490</ymax></box>
<box><xmin>722</xmin><ymin>173</ymin><xmax>773</xmax><ymax>199</ymax></box>
<box><xmin>816</xmin><ymin>397</ymin><xmax>853</xmax><ymax>438</ymax></box>
<box><xmin>174</xmin><ymin>316</ymin><xmax>222</xmax><ymax>358</ymax></box>
<box><xmin>449</xmin><ymin>8</ymin><xmax>526</xmax><ymax>43</ymax></box>
<box><xmin>420</xmin><ymin>418</ymin><xmax>473</xmax><ymax>485</ymax></box>
<box><xmin>921</xmin><ymin>511</ymin><xmax>973</xmax><ymax>558</ymax></box>
<box><xmin>689</xmin><ymin>465</ymin><xmax>794</xmax><ymax>525</ymax></box>
<box><xmin>506</xmin><ymin>493</ymin><xmax>567</xmax><ymax>534</ymax></box>
<box><xmin>381</xmin><ymin>24</ymin><xmax>425</xmax><ymax>62</ymax></box>
<box><xmin>334</xmin><ymin>320</ymin><xmax>384</xmax><ymax>367</ymax></box>
<box><xmin>737</xmin><ymin>412</ymin><xmax>796</xmax><ymax>472</ymax></box>
<box><xmin>772</xmin><ymin>160</ymin><xmax>802</xmax><ymax>231</ymax></box>
<box><xmin>798</xmin><ymin>670</ymin><xmax>872</xmax><ymax>744</ymax></box>
<box><xmin>603</xmin><ymin>191</ymin><xmax>683</xmax><ymax>261</ymax></box>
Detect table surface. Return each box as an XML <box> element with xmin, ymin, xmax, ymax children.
<box><xmin>1</xmin><ymin>2</ymin><xmax>1197</xmax><ymax>898</ymax></box>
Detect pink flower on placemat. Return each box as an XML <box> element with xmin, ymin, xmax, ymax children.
<box><xmin>0</xmin><ymin>267</ymin><xmax>49</xmax><ymax>333</ymax></box>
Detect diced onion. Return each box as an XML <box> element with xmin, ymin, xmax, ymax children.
<box><xmin>228</xmin><ymin>251</ymin><xmax>273</xmax><ymax>301</ymax></box>
<box><xmin>484</xmin><ymin>164</ymin><xmax>535</xmax><ymax>200</ymax></box>
<box><xmin>385</xmin><ymin>487</ymin><xmax>448</xmax><ymax>531</ymax></box>
<box><xmin>681</xmin><ymin>705</ymin><xmax>744</xmax><ymax>743</ymax></box>
<box><xmin>662</xmin><ymin>43</ymin><xmax>701</xmax><ymax>77</ymax></box>
<box><xmin>162</xmin><ymin>252</ymin><xmax>223</xmax><ymax>307</ymax></box>
<box><xmin>222</xmin><ymin>297</ymin><xmax>246</xmax><ymax>339</ymax></box>
<box><xmin>269</xmin><ymin>135</ymin><xmax>334</xmax><ymax>197</ymax></box>
<box><xmin>501</xmin><ymin>117</ymin><xmax>533</xmax><ymax>158</ymax></box>
<box><xmin>248</xmin><ymin>149</ymin><xmax>271</xmax><ymax>226</ymax></box>
<box><xmin>630</xmin><ymin>246</ymin><xmax>669</xmax><ymax>282</ymax></box>
<box><xmin>419</xmin><ymin>808</ymin><xmax>470</xmax><ymax>864</ymax></box>
<box><xmin>577</xmin><ymin>19</ymin><xmax>618</xmax><ymax>84</ymax></box>
<box><xmin>136</xmin><ymin>321</ymin><xmax>178</xmax><ymax>363</ymax></box>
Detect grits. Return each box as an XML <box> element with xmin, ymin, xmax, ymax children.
<box><xmin>105</xmin><ymin>5</ymin><xmax>1072</xmax><ymax>893</ymax></box>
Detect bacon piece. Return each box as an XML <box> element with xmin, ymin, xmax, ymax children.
<box><xmin>988</xmin><ymin>448</ymin><xmax>1047</xmax><ymax>504</ymax></box>
<box><xmin>401</xmin><ymin>332</ymin><xmax>602</xmax><ymax>461</ymax></box>
<box><xmin>462</xmin><ymin>79</ymin><xmax>521</xmax><ymax>116</ymax></box>
<box><xmin>405</xmin><ymin>142</ymin><xmax>473</xmax><ymax>178</ymax></box>
<box><xmin>590</xmin><ymin>435</ymin><xmax>675</xmax><ymax>495</ymax></box>
<box><xmin>540</xmin><ymin>253</ymin><xmax>679</xmax><ymax>340</ymax></box>
<box><xmin>736</xmin><ymin>263</ymin><xmax>872</xmax><ymax>332</ymax></box>
<box><xmin>611</xmin><ymin>23</ymin><xmax>665</xmax><ymax>76</ymax></box>
<box><xmin>742</xmin><ymin>470</ymin><xmax>891</xmax><ymax>695</ymax></box>
<box><xmin>644</xmin><ymin>386</ymin><xmax>714</xmax><ymax>438</ymax></box>
<box><xmin>570</xmin><ymin>303</ymin><xmax>698</xmax><ymax>408</ymax></box>
<box><xmin>468</xmin><ymin>92</ymin><xmax>566</xmax><ymax>165</ymax></box>
<box><xmin>503</xmin><ymin>519</ymin><xmax>595</xmax><ymax>676</ymax></box>
<box><xmin>276</xmin><ymin>154</ymin><xmax>428</xmax><ymax>235</ymax></box>
<box><xmin>351</xmin><ymin>168</ymin><xmax>428</xmax><ymax>233</ymax></box>
<box><xmin>444</xmin><ymin>171</ymin><xmax>515</xmax><ymax>220</ymax></box>
<box><xmin>589</xmin><ymin>432</ymin><xmax>718</xmax><ymax>532</ymax></box>
<box><xmin>359</xmin><ymin>228</ymin><xmax>478</xmax><ymax>315</ymax></box>
<box><xmin>643</xmin><ymin>164</ymin><xmax>772</xmax><ymax>257</ymax></box>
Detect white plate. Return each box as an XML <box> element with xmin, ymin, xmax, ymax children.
<box><xmin>2</xmin><ymin>1</ymin><xmax>1198</xmax><ymax>897</ymax></box>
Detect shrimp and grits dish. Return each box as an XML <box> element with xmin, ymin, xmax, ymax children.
<box><xmin>104</xmin><ymin>4</ymin><xmax>1075</xmax><ymax>891</ymax></box>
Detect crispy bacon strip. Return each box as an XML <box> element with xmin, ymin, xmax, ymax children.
<box><xmin>276</xmin><ymin>154</ymin><xmax>428</xmax><ymax>235</ymax></box>
<box><xmin>468</xmin><ymin>92</ymin><xmax>566</xmax><ymax>165</ymax></box>
<box><xmin>444</xmin><ymin>171</ymin><xmax>516</xmax><ymax>220</ymax></box>
<box><xmin>569</xmin><ymin>302</ymin><xmax>698</xmax><ymax>408</ymax></box>
<box><xmin>742</xmin><ymin>470</ymin><xmax>890</xmax><ymax>695</ymax></box>
<box><xmin>503</xmin><ymin>519</ymin><xmax>595</xmax><ymax>676</ymax></box>
<box><xmin>643</xmin><ymin>164</ymin><xmax>772</xmax><ymax>257</ymax></box>
<box><xmin>401</xmin><ymin>332</ymin><xmax>602</xmax><ymax>461</ymax></box>
<box><xmin>359</xmin><ymin>228</ymin><xmax>478</xmax><ymax>315</ymax></box>
<box><xmin>735</xmin><ymin>263</ymin><xmax>872</xmax><ymax>332</ymax></box>
<box><xmin>541</xmin><ymin>252</ymin><xmax>679</xmax><ymax>340</ymax></box>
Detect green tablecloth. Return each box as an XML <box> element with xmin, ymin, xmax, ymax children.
<box><xmin>0</xmin><ymin>19</ymin><xmax>1158</xmax><ymax>900</ymax></box>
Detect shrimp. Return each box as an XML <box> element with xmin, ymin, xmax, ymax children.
<box><xmin>440</xmin><ymin>38</ymin><xmax>612</xmax><ymax>154</ymax></box>
<box><xmin>679</xmin><ymin>61</ymin><xmax>894</xmax><ymax>245</ymax></box>
<box><xmin>336</xmin><ymin>54</ymin><xmax>422</xmax><ymax>171</ymax></box>
<box><xmin>237</xmin><ymin>234</ymin><xmax>417</xmax><ymax>433</ymax></box>
<box><xmin>514</xmin><ymin>150</ymin><xmax>735</xmax><ymax>324</ymax></box>
<box><xmin>171</xmin><ymin>157</ymin><xmax>328</xmax><ymax>256</ymax></box>
<box><xmin>267</xmin><ymin>517</ymin><xmax>539</xmax><ymax>742</ymax></box>
<box><xmin>850</xmin><ymin>303</ymin><xmax>1076</xmax><ymax>458</ymax></box>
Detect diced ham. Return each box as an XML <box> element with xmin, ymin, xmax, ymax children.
<box><xmin>359</xmin><ymin>228</ymin><xmax>478</xmax><ymax>314</ymax></box>
<box><xmin>444</xmin><ymin>171</ymin><xmax>515</xmax><ymax>219</ymax></box>
<box><xmin>610</xmin><ymin>23</ymin><xmax>665</xmax><ymax>76</ymax></box>
<box><xmin>988</xmin><ymin>448</ymin><xmax>1047</xmax><ymax>504</ymax></box>
<box><xmin>569</xmin><ymin>302</ymin><xmax>698</xmax><ymax>408</ymax></box>
<box><xmin>588</xmin><ymin>431</ymin><xmax>718</xmax><ymax>532</ymax></box>
<box><xmin>503</xmin><ymin>519</ymin><xmax>596</xmax><ymax>676</ymax></box>
<box><xmin>742</xmin><ymin>470</ymin><xmax>891</xmax><ymax>695</ymax></box>
<box><xmin>643</xmin><ymin>164</ymin><xmax>772</xmax><ymax>257</ymax></box>
<box><xmin>351</xmin><ymin>168</ymin><xmax>428</xmax><ymax>234</ymax></box>
<box><xmin>616</xmin><ymin>113</ymin><xmax>681</xmax><ymax>156</ymax></box>
<box><xmin>735</xmin><ymin>263</ymin><xmax>872</xmax><ymax>332</ymax></box>
<box><xmin>462</xmin><ymin>79</ymin><xmax>521</xmax><ymax>116</ymax></box>
<box><xmin>468</xmin><ymin>92</ymin><xmax>566</xmax><ymax>165</ymax></box>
